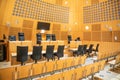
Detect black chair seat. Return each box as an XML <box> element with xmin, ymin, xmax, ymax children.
<box><xmin>73</xmin><ymin>45</ymin><xmax>84</xmax><ymax>56</ymax></box>
<box><xmin>54</xmin><ymin>45</ymin><xmax>64</xmax><ymax>59</ymax></box>
<box><xmin>31</xmin><ymin>46</ymin><xmax>42</xmax><ymax>63</ymax></box>
<box><xmin>17</xmin><ymin>46</ymin><xmax>28</xmax><ymax>65</ymax></box>
<box><xmin>43</xmin><ymin>45</ymin><xmax>54</xmax><ymax>61</ymax></box>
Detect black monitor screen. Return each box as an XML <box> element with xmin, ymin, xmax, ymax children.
<box><xmin>46</xmin><ymin>34</ymin><xmax>51</xmax><ymax>41</ymax></box>
<box><xmin>52</xmin><ymin>34</ymin><xmax>56</xmax><ymax>41</ymax></box>
<box><xmin>9</xmin><ymin>35</ymin><xmax>16</xmax><ymax>41</ymax></box>
<box><xmin>18</xmin><ymin>32</ymin><xmax>25</xmax><ymax>41</ymax></box>
<box><xmin>37</xmin><ymin>22</ymin><xmax>50</xmax><ymax>30</ymax></box>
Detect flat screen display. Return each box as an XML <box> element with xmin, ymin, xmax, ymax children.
<box><xmin>37</xmin><ymin>22</ymin><xmax>50</xmax><ymax>30</ymax></box>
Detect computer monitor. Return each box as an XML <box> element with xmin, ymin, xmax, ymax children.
<box><xmin>36</xmin><ymin>33</ymin><xmax>42</xmax><ymax>44</ymax></box>
<box><xmin>9</xmin><ymin>35</ymin><xmax>16</xmax><ymax>41</ymax></box>
<box><xmin>52</xmin><ymin>34</ymin><xmax>56</xmax><ymax>41</ymax></box>
<box><xmin>46</xmin><ymin>34</ymin><xmax>51</xmax><ymax>41</ymax></box>
<box><xmin>18</xmin><ymin>32</ymin><xmax>25</xmax><ymax>41</ymax></box>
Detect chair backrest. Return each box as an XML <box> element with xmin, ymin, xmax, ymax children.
<box><xmin>88</xmin><ymin>44</ymin><xmax>94</xmax><ymax>53</ymax></box>
<box><xmin>17</xmin><ymin>46</ymin><xmax>28</xmax><ymax>64</ymax></box>
<box><xmin>16</xmin><ymin>65</ymin><xmax>32</xmax><ymax>79</ymax></box>
<box><xmin>31</xmin><ymin>46</ymin><xmax>42</xmax><ymax>61</ymax></box>
<box><xmin>68</xmin><ymin>35</ymin><xmax>72</xmax><ymax>44</ymax></box>
<box><xmin>96</xmin><ymin>44</ymin><xmax>99</xmax><ymax>52</ymax></box>
<box><xmin>46</xmin><ymin>45</ymin><xmax>54</xmax><ymax>59</ymax></box>
<box><xmin>18</xmin><ymin>32</ymin><xmax>25</xmax><ymax>41</ymax></box>
<box><xmin>56</xmin><ymin>45</ymin><xmax>65</xmax><ymax>58</ymax></box>
<box><xmin>77</xmin><ymin>45</ymin><xmax>84</xmax><ymax>55</ymax></box>
<box><xmin>36</xmin><ymin>33</ymin><xmax>42</xmax><ymax>44</ymax></box>
<box><xmin>83</xmin><ymin>45</ymin><xmax>87</xmax><ymax>54</ymax></box>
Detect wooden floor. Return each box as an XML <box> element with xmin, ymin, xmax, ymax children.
<box><xmin>0</xmin><ymin>57</ymin><xmax>120</xmax><ymax>80</ymax></box>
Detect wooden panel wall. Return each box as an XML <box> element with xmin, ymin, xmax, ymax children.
<box><xmin>52</xmin><ymin>24</ymin><xmax>61</xmax><ymax>40</ymax></box>
<box><xmin>9</xmin><ymin>27</ymin><xmax>21</xmax><ymax>40</ymax></box>
<box><xmin>102</xmin><ymin>31</ymin><xmax>112</xmax><ymax>42</ymax></box>
<box><xmin>92</xmin><ymin>32</ymin><xmax>101</xmax><ymax>41</ymax></box>
<box><xmin>92</xmin><ymin>24</ymin><xmax>101</xmax><ymax>31</ymax></box>
<box><xmin>83</xmin><ymin>32</ymin><xmax>91</xmax><ymax>41</ymax></box>
<box><xmin>23</xmin><ymin>20</ymin><xmax>33</xmax><ymax>28</ymax></box>
<box><xmin>61</xmin><ymin>31</ymin><xmax>68</xmax><ymax>40</ymax></box>
<box><xmin>113</xmin><ymin>31</ymin><xmax>120</xmax><ymax>42</ymax></box>
<box><xmin>91</xmin><ymin>0</ymin><xmax>99</xmax><ymax>4</ymax></box>
<box><xmin>22</xmin><ymin>29</ymin><xmax>32</xmax><ymax>40</ymax></box>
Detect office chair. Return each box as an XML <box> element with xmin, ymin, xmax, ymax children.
<box><xmin>43</xmin><ymin>45</ymin><xmax>54</xmax><ymax>61</ymax></box>
<box><xmin>82</xmin><ymin>45</ymin><xmax>87</xmax><ymax>55</ymax></box>
<box><xmin>93</xmin><ymin>44</ymin><xmax>99</xmax><ymax>55</ymax></box>
<box><xmin>73</xmin><ymin>45</ymin><xmax>84</xmax><ymax>56</ymax></box>
<box><xmin>31</xmin><ymin>46</ymin><xmax>42</xmax><ymax>63</ymax></box>
<box><xmin>54</xmin><ymin>45</ymin><xmax>64</xmax><ymax>60</ymax></box>
<box><xmin>36</xmin><ymin>33</ymin><xmax>42</xmax><ymax>45</ymax></box>
<box><xmin>68</xmin><ymin>35</ymin><xmax>72</xmax><ymax>44</ymax></box>
<box><xmin>87</xmin><ymin>44</ymin><xmax>94</xmax><ymax>56</ymax></box>
<box><xmin>17</xmin><ymin>46</ymin><xmax>28</xmax><ymax>65</ymax></box>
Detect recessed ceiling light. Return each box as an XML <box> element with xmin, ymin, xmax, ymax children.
<box><xmin>65</xmin><ymin>1</ymin><xmax>68</xmax><ymax>5</ymax></box>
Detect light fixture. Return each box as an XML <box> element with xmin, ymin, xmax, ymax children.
<box><xmin>86</xmin><ymin>0</ymin><xmax>88</xmax><ymax>4</ymax></box>
<box><xmin>41</xmin><ymin>29</ymin><xmax>45</xmax><ymax>33</ymax></box>
<box><xmin>85</xmin><ymin>26</ymin><xmax>89</xmax><ymax>30</ymax></box>
<box><xmin>109</xmin><ymin>27</ymin><xmax>112</xmax><ymax>31</ymax></box>
<box><xmin>114</xmin><ymin>36</ymin><xmax>117</xmax><ymax>41</ymax></box>
<box><xmin>65</xmin><ymin>1</ymin><xmax>68</xmax><ymax>5</ymax></box>
<box><xmin>6</xmin><ymin>21</ymin><xmax>10</xmax><ymax>27</ymax></box>
<box><xmin>75</xmin><ymin>22</ymin><xmax>78</xmax><ymax>25</ymax></box>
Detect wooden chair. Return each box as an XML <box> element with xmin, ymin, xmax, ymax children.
<box><xmin>84</xmin><ymin>64</ymin><xmax>94</xmax><ymax>77</ymax></box>
<box><xmin>73</xmin><ymin>56</ymin><xmax>81</xmax><ymax>66</ymax></box>
<box><xmin>0</xmin><ymin>67</ymin><xmax>16</xmax><ymax>80</ymax></box>
<box><xmin>81</xmin><ymin>55</ymin><xmax>87</xmax><ymax>65</ymax></box>
<box><xmin>108</xmin><ymin>54</ymin><xmax>120</xmax><ymax>69</ymax></box>
<box><xmin>55</xmin><ymin>59</ymin><xmax>65</xmax><ymax>70</ymax></box>
<box><xmin>46</xmin><ymin>73</ymin><xmax>62</xmax><ymax>80</ymax></box>
<box><xmin>32</xmin><ymin>62</ymin><xmax>45</xmax><ymax>76</ymax></box>
<box><xmin>98</xmin><ymin>60</ymin><xmax>106</xmax><ymax>71</ymax></box>
<box><xmin>62</xmin><ymin>69</ymin><xmax>75</xmax><ymax>80</ymax></box>
<box><xmin>45</xmin><ymin>60</ymin><xmax>56</xmax><ymax>73</ymax></box>
<box><xmin>93</xmin><ymin>62</ymin><xmax>100</xmax><ymax>73</ymax></box>
<box><xmin>65</xmin><ymin>57</ymin><xmax>74</xmax><ymax>68</ymax></box>
<box><xmin>74</xmin><ymin>66</ymin><xmax>85</xmax><ymax>80</ymax></box>
<box><xmin>16</xmin><ymin>64</ymin><xmax>32</xmax><ymax>79</ymax></box>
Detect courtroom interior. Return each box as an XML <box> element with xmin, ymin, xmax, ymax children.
<box><xmin>0</xmin><ymin>0</ymin><xmax>120</xmax><ymax>80</ymax></box>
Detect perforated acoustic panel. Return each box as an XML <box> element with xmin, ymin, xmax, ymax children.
<box><xmin>83</xmin><ymin>0</ymin><xmax>120</xmax><ymax>23</ymax></box>
<box><xmin>102</xmin><ymin>31</ymin><xmax>112</xmax><ymax>42</ymax></box>
<box><xmin>83</xmin><ymin>32</ymin><xmax>91</xmax><ymax>41</ymax></box>
<box><xmin>92</xmin><ymin>32</ymin><xmax>101</xmax><ymax>41</ymax></box>
<box><xmin>12</xmin><ymin>0</ymin><xmax>69</xmax><ymax>23</ymax></box>
<box><xmin>23</xmin><ymin>20</ymin><xmax>34</xmax><ymax>28</ymax></box>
